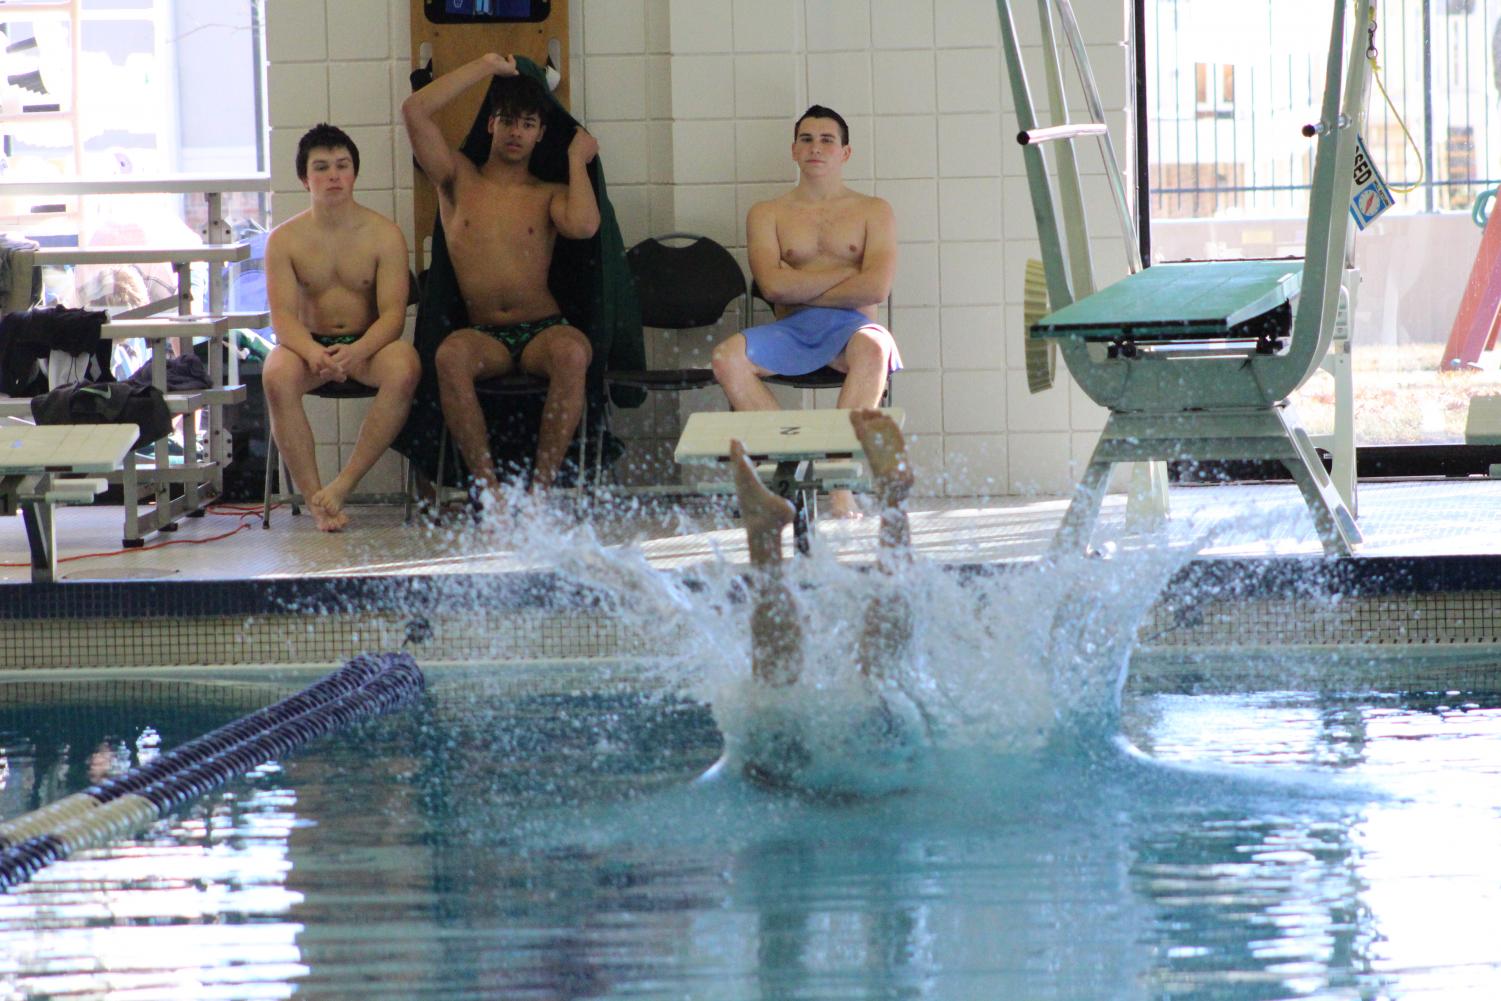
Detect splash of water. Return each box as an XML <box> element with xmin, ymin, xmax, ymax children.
<box><xmin>447</xmin><ymin>485</ymin><xmax>1212</xmax><ymax>797</ymax></box>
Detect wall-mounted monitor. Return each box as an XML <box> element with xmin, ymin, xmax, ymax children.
<box><xmin>424</xmin><ymin>0</ymin><xmax>550</xmax><ymax>24</ymax></box>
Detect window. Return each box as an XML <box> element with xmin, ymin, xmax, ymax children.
<box><xmin>0</xmin><ymin>0</ymin><xmax>269</xmax><ymax>326</ymax></box>
<box><xmin>0</xmin><ymin>0</ymin><xmax>267</xmax><ymax>243</ymax></box>
<box><xmin>1145</xmin><ymin>0</ymin><xmax>1501</xmax><ymax>449</ymax></box>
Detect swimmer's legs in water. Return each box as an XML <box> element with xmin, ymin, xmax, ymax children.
<box><xmin>731</xmin><ymin>409</ymin><xmax>917</xmax><ymax>687</ymax></box>
<box><xmin>730</xmin><ymin>439</ymin><xmax>800</xmax><ymax>687</ymax></box>
<box><xmin>849</xmin><ymin>408</ymin><xmax>916</xmax><ymax>683</ymax></box>
<box><xmin>727</xmin><ymin>413</ymin><xmax>926</xmax><ymax>790</ymax></box>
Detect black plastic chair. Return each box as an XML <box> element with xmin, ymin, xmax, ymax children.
<box><xmin>432</xmin><ymin>373</ymin><xmax>595</xmax><ymax>494</ymax></box>
<box><xmin>607</xmin><ymin>233</ymin><xmax>750</xmax><ymax>399</ymax></box>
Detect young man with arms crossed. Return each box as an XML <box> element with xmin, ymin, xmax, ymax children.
<box><xmin>401</xmin><ymin>53</ymin><xmax>600</xmax><ymax>513</ymax></box>
<box><xmin>711</xmin><ymin>105</ymin><xmax>901</xmax><ymax>519</ymax></box>
<box><xmin>263</xmin><ymin>124</ymin><xmax>420</xmax><ymax>532</ymax></box>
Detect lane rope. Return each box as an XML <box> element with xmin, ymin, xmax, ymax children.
<box><xmin>0</xmin><ymin>651</ymin><xmax>425</xmax><ymax>891</ymax></box>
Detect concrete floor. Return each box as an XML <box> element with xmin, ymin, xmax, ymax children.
<box><xmin>4</xmin><ymin>478</ymin><xmax>1500</xmax><ymax>584</ymax></box>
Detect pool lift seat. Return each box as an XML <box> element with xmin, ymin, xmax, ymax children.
<box><xmin>998</xmin><ymin>0</ymin><xmax>1371</xmax><ymax>556</ymax></box>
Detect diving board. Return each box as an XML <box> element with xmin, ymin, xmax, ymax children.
<box><xmin>0</xmin><ymin>424</ymin><xmax>139</xmax><ymax>582</ymax></box>
<box><xmin>676</xmin><ymin>408</ymin><xmax>905</xmax><ymax>553</ymax></box>
<box><xmin>999</xmin><ymin>0</ymin><xmax>1370</xmax><ymax>556</ymax></box>
<box><xmin>1034</xmin><ymin>260</ymin><xmax>1302</xmax><ymax>354</ymax></box>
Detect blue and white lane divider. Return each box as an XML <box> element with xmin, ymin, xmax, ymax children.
<box><xmin>0</xmin><ymin>652</ymin><xmax>425</xmax><ymax>892</ymax></box>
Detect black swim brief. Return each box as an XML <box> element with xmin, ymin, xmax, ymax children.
<box><xmin>312</xmin><ymin>331</ymin><xmax>362</xmax><ymax>348</ymax></box>
<box><xmin>473</xmin><ymin>314</ymin><xmax>571</xmax><ymax>362</ymax></box>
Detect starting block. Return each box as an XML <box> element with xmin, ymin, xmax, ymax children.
<box><xmin>0</xmin><ymin>424</ymin><xmax>140</xmax><ymax>582</ymax></box>
<box><xmin>675</xmin><ymin>408</ymin><xmax>906</xmax><ymax>553</ymax></box>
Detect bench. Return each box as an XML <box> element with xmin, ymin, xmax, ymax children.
<box><xmin>675</xmin><ymin>407</ymin><xmax>905</xmax><ymax>553</ymax></box>
<box><xmin>0</xmin><ymin>423</ymin><xmax>138</xmax><ymax>582</ymax></box>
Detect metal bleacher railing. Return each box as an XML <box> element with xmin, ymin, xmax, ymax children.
<box><xmin>0</xmin><ymin>172</ymin><xmax>271</xmax><ymax>546</ymax></box>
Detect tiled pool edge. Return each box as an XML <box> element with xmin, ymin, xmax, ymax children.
<box><xmin>5</xmin><ymin>557</ymin><xmax>1501</xmax><ymax>685</ymax></box>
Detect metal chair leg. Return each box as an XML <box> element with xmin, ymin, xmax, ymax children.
<box><xmin>261</xmin><ymin>435</ymin><xmax>275</xmax><ymax>528</ymax></box>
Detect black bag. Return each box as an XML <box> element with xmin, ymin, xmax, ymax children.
<box><xmin>127</xmin><ymin>353</ymin><xmax>210</xmax><ymax>391</ymax></box>
<box><xmin>30</xmin><ymin>380</ymin><xmax>172</xmax><ymax>448</ymax></box>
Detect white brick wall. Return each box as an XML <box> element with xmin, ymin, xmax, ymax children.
<box><xmin>265</xmin><ymin>0</ymin><xmax>1134</xmax><ymax>498</ymax></box>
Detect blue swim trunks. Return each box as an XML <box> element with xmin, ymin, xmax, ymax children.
<box><xmin>744</xmin><ymin>307</ymin><xmax>903</xmax><ymax>377</ymax></box>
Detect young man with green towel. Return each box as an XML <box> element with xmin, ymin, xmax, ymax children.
<box><xmin>402</xmin><ymin>53</ymin><xmax>600</xmax><ymax>515</ymax></box>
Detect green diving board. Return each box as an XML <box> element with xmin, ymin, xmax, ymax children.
<box><xmin>1033</xmin><ymin>260</ymin><xmax>1304</xmax><ymax>342</ymax></box>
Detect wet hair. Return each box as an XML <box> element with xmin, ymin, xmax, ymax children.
<box><xmin>488</xmin><ymin>73</ymin><xmax>550</xmax><ymax>125</ymax></box>
<box><xmin>794</xmin><ymin>105</ymin><xmax>849</xmax><ymax>145</ymax></box>
<box><xmin>296</xmin><ymin>123</ymin><xmax>360</xmax><ymax>181</ymax></box>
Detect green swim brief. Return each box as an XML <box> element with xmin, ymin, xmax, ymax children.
<box><xmin>473</xmin><ymin>314</ymin><xmax>571</xmax><ymax>362</ymax></box>
<box><xmin>312</xmin><ymin>332</ymin><xmax>362</xmax><ymax>348</ymax></box>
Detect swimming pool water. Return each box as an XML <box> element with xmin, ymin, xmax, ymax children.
<box><xmin>3</xmin><ymin>666</ymin><xmax>1501</xmax><ymax>999</ymax></box>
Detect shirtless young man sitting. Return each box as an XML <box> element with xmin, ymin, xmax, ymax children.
<box><xmin>401</xmin><ymin>54</ymin><xmax>600</xmax><ymax>512</ymax></box>
<box><xmin>263</xmin><ymin>123</ymin><xmax>420</xmax><ymax>532</ymax></box>
<box><xmin>711</xmin><ymin>105</ymin><xmax>901</xmax><ymax>519</ymax></box>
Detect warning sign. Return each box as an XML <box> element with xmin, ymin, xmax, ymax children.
<box><xmin>1349</xmin><ymin>134</ymin><xmax>1394</xmax><ymax>231</ymax></box>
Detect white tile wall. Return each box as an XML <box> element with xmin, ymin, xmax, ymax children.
<box><xmin>329</xmin><ymin>61</ymin><xmax>393</xmax><ymax>126</ymax></box>
<box><xmin>892</xmin><ymin>307</ymin><xmax>939</xmax><ymax>371</ymax></box>
<box><xmin>873</xmin><ymin>115</ymin><xmax>939</xmax><ymax>179</ymax></box>
<box><xmin>326</xmin><ymin>0</ymin><xmax>390</xmax><ymax>60</ymax></box>
<box><xmin>944</xmin><ymin>434</ymin><xmax>1008</xmax><ymax>496</ymax></box>
<box><xmin>671</xmin><ymin>56</ymin><xmax>735</xmax><ymax>119</ymax></box>
<box><xmin>941</xmin><ymin>305</ymin><xmax>1007</xmax><ymax>370</ymax></box>
<box><xmin>266</xmin><ymin>0</ymin><xmax>327</xmax><ymax>63</ymax></box>
<box><xmin>265</xmin><ymin>0</ymin><xmax>1135</xmax><ymax>497</ymax></box>
<box><xmin>584</xmin><ymin>56</ymin><xmax>648</xmax><ymax>120</ymax></box>
<box><xmin>939</xmin><ymin>241</ymin><xmax>1005</xmax><ymax>306</ymax></box>
<box><xmin>935</xmin><ymin>48</ymin><xmax>1001</xmax><ymax>115</ymax></box>
<box><xmin>943</xmin><ymin>370</ymin><xmax>1006</xmax><ymax>434</ymax></box>
<box><xmin>806</xmin><ymin>0</ymin><xmax>871</xmax><ymax>52</ymax></box>
<box><xmin>734</xmin><ymin>54</ymin><xmax>801</xmax><ymax>119</ymax></box>
<box><xmin>871</xmin><ymin>51</ymin><xmax>936</xmax><ymax>116</ymax></box>
<box><xmin>734</xmin><ymin>120</ymin><xmax>797</xmax><ymax>183</ymax></box>
<box><xmin>1009</xmin><ymin>431</ymin><xmax>1074</xmax><ymax>495</ymax></box>
<box><xmin>934</xmin><ymin>0</ymin><xmax>1002</xmax><ymax>49</ymax></box>
<box><xmin>668</xmin><ymin>0</ymin><xmax>734</xmax><ymax>53</ymax></box>
<box><xmin>268</xmin><ymin>63</ymin><xmax>329</xmax><ymax>128</ymax></box>
<box><xmin>1006</xmin><ymin>370</ymin><xmax>1068</xmax><ymax>432</ymax></box>
<box><xmin>894</xmin><ymin>242</ymin><xmax>940</xmax><ymax>309</ymax></box>
<box><xmin>871</xmin><ymin>0</ymin><xmax>934</xmax><ymax>50</ymax></box>
<box><xmin>876</xmin><ymin>179</ymin><xmax>937</xmax><ymax>242</ymax></box>
<box><xmin>671</xmin><ymin>121</ymin><xmax>737</xmax><ymax>183</ymax></box>
<box><xmin>582</xmin><ymin>0</ymin><xmax>647</xmax><ymax>54</ymax></box>
<box><xmin>732</xmin><ymin>0</ymin><xmax>799</xmax><ymax>53</ymax></box>
<box><xmin>807</xmin><ymin>51</ymin><xmax>873</xmax><ymax>117</ymax></box>
<box><xmin>938</xmin><ymin>177</ymin><xmax>1002</xmax><ymax>242</ymax></box>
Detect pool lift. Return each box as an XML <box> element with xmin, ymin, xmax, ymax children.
<box><xmin>997</xmin><ymin>0</ymin><xmax>1372</xmax><ymax>556</ymax></box>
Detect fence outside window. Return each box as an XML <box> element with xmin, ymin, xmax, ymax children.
<box><xmin>1146</xmin><ymin>0</ymin><xmax>1501</xmax><ymax>220</ymax></box>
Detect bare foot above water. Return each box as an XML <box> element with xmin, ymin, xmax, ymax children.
<box><xmin>731</xmin><ymin>439</ymin><xmax>794</xmax><ymax>563</ymax></box>
<box><xmin>850</xmin><ymin>408</ymin><xmax>914</xmax><ymax>504</ymax></box>
<box><xmin>307</xmin><ymin>486</ymin><xmax>350</xmax><ymax>532</ymax></box>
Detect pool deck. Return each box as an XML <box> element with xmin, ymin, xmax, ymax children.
<box><xmin>1</xmin><ymin>477</ymin><xmax>1499</xmax><ymax>584</ymax></box>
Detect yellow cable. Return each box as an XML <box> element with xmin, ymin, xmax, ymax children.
<box><xmin>1366</xmin><ymin>6</ymin><xmax>1424</xmax><ymax>194</ymax></box>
